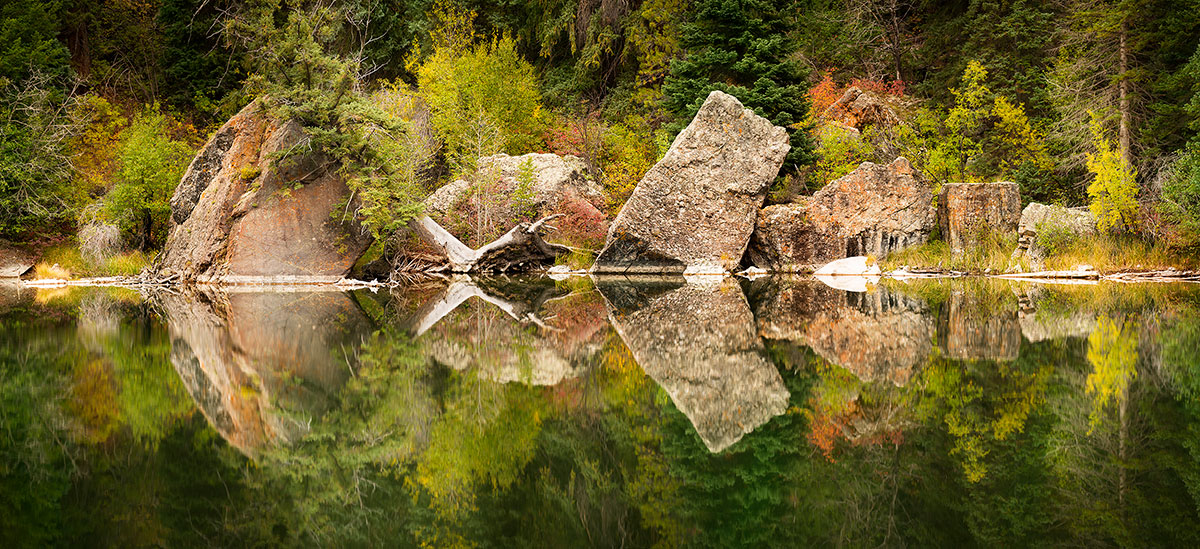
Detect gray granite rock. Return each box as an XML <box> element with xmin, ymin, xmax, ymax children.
<box><xmin>593</xmin><ymin>91</ymin><xmax>790</xmax><ymax>273</ymax></box>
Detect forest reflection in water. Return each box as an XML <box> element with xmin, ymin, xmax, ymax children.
<box><xmin>3</xmin><ymin>275</ymin><xmax>1200</xmax><ymax>547</ymax></box>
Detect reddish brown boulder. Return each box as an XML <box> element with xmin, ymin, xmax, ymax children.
<box><xmin>937</xmin><ymin>182</ymin><xmax>1021</xmax><ymax>253</ymax></box>
<box><xmin>748</xmin><ymin>157</ymin><xmax>934</xmax><ymax>271</ymax></box>
<box><xmin>157</xmin><ymin>100</ymin><xmax>371</xmax><ymax>283</ymax></box>
<box><xmin>822</xmin><ymin>87</ymin><xmax>901</xmax><ymax>130</ymax></box>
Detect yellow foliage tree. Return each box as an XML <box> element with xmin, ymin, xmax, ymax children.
<box><xmin>1086</xmin><ymin>112</ymin><xmax>1139</xmax><ymax>232</ymax></box>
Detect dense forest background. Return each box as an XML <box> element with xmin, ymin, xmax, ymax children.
<box><xmin>3</xmin><ymin>0</ymin><xmax>1200</xmax><ymax>268</ymax></box>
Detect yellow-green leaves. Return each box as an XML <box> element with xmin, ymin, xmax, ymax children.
<box><xmin>415</xmin><ymin>29</ymin><xmax>545</xmax><ymax>176</ymax></box>
<box><xmin>1086</xmin><ymin>113</ymin><xmax>1138</xmax><ymax>233</ymax></box>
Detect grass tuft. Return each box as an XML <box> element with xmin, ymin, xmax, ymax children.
<box><xmin>34</xmin><ymin>262</ymin><xmax>72</xmax><ymax>280</ymax></box>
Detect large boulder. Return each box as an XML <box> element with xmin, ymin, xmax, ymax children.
<box><xmin>423</xmin><ymin>152</ymin><xmax>608</xmax><ymax>248</ymax></box>
<box><xmin>592</xmin><ymin>91</ymin><xmax>790</xmax><ymax>274</ymax></box>
<box><xmin>938</xmin><ymin>182</ymin><xmax>1021</xmax><ymax>253</ymax></box>
<box><xmin>1011</xmin><ymin>203</ymin><xmax>1097</xmax><ymax>264</ymax></box>
<box><xmin>157</xmin><ymin>100</ymin><xmax>372</xmax><ymax>283</ymax></box>
<box><xmin>0</xmin><ymin>243</ymin><xmax>34</xmax><ymax>277</ymax></box>
<box><xmin>747</xmin><ymin>157</ymin><xmax>933</xmax><ymax>271</ymax></box>
<box><xmin>822</xmin><ymin>87</ymin><xmax>901</xmax><ymax>131</ymax></box>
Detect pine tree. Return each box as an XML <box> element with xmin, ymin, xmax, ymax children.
<box><xmin>662</xmin><ymin>0</ymin><xmax>816</xmax><ymax>174</ymax></box>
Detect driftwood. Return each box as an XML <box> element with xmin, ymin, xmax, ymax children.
<box><xmin>408</xmin><ymin>214</ymin><xmax>570</xmax><ymax>272</ymax></box>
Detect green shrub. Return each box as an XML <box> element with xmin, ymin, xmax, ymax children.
<box><xmin>414</xmin><ymin>3</ymin><xmax>545</xmax><ymax>175</ymax></box>
<box><xmin>808</xmin><ymin>123</ymin><xmax>874</xmax><ymax>191</ymax></box>
<box><xmin>1035</xmin><ymin>219</ymin><xmax>1082</xmax><ymax>256</ymax></box>
<box><xmin>1085</xmin><ymin>113</ymin><xmax>1138</xmax><ymax>234</ymax></box>
<box><xmin>103</xmin><ymin>106</ymin><xmax>192</xmax><ymax>250</ymax></box>
<box><xmin>1161</xmin><ymin>142</ymin><xmax>1200</xmax><ymax>252</ymax></box>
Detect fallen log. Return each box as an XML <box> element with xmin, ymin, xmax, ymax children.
<box><xmin>407</xmin><ymin>214</ymin><xmax>570</xmax><ymax>272</ymax></box>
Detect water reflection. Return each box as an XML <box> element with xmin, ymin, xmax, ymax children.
<box><xmin>407</xmin><ymin>276</ymin><xmax>606</xmax><ymax>385</ymax></box>
<box><xmin>597</xmin><ymin>276</ymin><xmax>789</xmax><ymax>453</ymax></box>
<box><xmin>751</xmin><ymin>277</ymin><xmax>931</xmax><ymax>385</ymax></box>
<box><xmin>153</xmin><ymin>286</ymin><xmax>372</xmax><ymax>454</ymax></box>
<box><xmin>6</xmin><ymin>278</ymin><xmax>1200</xmax><ymax>546</ymax></box>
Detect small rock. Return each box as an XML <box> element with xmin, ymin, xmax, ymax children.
<box><xmin>814</xmin><ymin>256</ymin><xmax>882</xmax><ymax>277</ymax></box>
<box><xmin>0</xmin><ymin>244</ymin><xmax>34</xmax><ymax>278</ymax></box>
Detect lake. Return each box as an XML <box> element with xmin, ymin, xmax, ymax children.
<box><xmin>2</xmin><ymin>275</ymin><xmax>1200</xmax><ymax>547</ymax></box>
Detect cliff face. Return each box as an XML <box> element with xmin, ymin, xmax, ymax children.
<box><xmin>157</xmin><ymin>100</ymin><xmax>371</xmax><ymax>283</ymax></box>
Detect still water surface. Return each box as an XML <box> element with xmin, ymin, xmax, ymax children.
<box><xmin>3</xmin><ymin>276</ymin><xmax>1200</xmax><ymax>547</ymax></box>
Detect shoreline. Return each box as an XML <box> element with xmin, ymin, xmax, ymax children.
<box><xmin>7</xmin><ymin>267</ymin><xmax>1200</xmax><ymax>291</ymax></box>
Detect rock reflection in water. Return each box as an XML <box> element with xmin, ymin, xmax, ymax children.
<box><xmin>751</xmin><ymin>277</ymin><xmax>932</xmax><ymax>386</ymax></box>
<box><xmin>939</xmin><ymin>285</ymin><xmax>1021</xmax><ymax>361</ymax></box>
<box><xmin>0</xmin><ymin>279</ymin><xmax>32</xmax><ymax>313</ymax></box>
<box><xmin>406</xmin><ymin>276</ymin><xmax>607</xmax><ymax>385</ymax></box>
<box><xmin>155</xmin><ymin>287</ymin><xmax>372</xmax><ymax>455</ymax></box>
<box><xmin>598</xmin><ymin>276</ymin><xmax>789</xmax><ymax>453</ymax></box>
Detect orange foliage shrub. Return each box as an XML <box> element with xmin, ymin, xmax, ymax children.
<box><xmin>808</xmin><ymin>69</ymin><xmax>906</xmax><ymax>115</ymax></box>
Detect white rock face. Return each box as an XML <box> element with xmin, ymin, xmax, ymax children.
<box><xmin>593</xmin><ymin>91</ymin><xmax>790</xmax><ymax>273</ymax></box>
<box><xmin>424</xmin><ymin>152</ymin><xmax>606</xmax><ymax>222</ymax></box>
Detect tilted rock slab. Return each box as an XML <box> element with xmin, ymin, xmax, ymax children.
<box><xmin>938</xmin><ymin>182</ymin><xmax>1021</xmax><ymax>253</ymax></box>
<box><xmin>748</xmin><ymin>157</ymin><xmax>933</xmax><ymax>271</ymax></box>
<box><xmin>593</xmin><ymin>91</ymin><xmax>790</xmax><ymax>273</ymax></box>
<box><xmin>157</xmin><ymin>100</ymin><xmax>371</xmax><ymax>283</ymax></box>
<box><xmin>597</xmin><ymin>276</ymin><xmax>789</xmax><ymax>453</ymax></box>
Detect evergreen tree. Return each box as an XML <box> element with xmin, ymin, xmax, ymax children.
<box><xmin>159</xmin><ymin>0</ymin><xmax>245</xmax><ymax>121</ymax></box>
<box><xmin>0</xmin><ymin>0</ymin><xmax>70</xmax><ymax>85</ymax></box>
<box><xmin>662</xmin><ymin>0</ymin><xmax>816</xmax><ymax>174</ymax></box>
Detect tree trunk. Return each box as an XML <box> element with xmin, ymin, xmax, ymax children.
<box><xmin>142</xmin><ymin>209</ymin><xmax>153</xmax><ymax>251</ymax></box>
<box><xmin>1118</xmin><ymin>19</ymin><xmax>1132</xmax><ymax>169</ymax></box>
<box><xmin>407</xmin><ymin>214</ymin><xmax>570</xmax><ymax>273</ymax></box>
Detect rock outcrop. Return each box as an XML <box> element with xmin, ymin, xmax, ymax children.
<box><xmin>156</xmin><ymin>287</ymin><xmax>372</xmax><ymax>455</ymax></box>
<box><xmin>822</xmin><ymin>87</ymin><xmax>901</xmax><ymax>130</ymax></box>
<box><xmin>598</xmin><ymin>276</ymin><xmax>790</xmax><ymax>452</ymax></box>
<box><xmin>937</xmin><ymin>182</ymin><xmax>1021</xmax><ymax>253</ymax></box>
<box><xmin>386</xmin><ymin>152</ymin><xmax>609</xmax><ymax>274</ymax></box>
<box><xmin>593</xmin><ymin>91</ymin><xmax>790</xmax><ymax>274</ymax></box>
<box><xmin>0</xmin><ymin>243</ymin><xmax>33</xmax><ymax>277</ymax></box>
<box><xmin>1011</xmin><ymin>203</ymin><xmax>1097</xmax><ymax>264</ymax></box>
<box><xmin>747</xmin><ymin>157</ymin><xmax>934</xmax><ymax>271</ymax></box>
<box><xmin>425</xmin><ymin>153</ymin><xmax>606</xmax><ymax>231</ymax></box>
<box><xmin>157</xmin><ymin>100</ymin><xmax>372</xmax><ymax>283</ymax></box>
